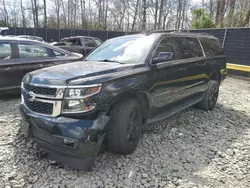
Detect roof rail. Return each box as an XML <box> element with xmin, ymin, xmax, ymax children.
<box><xmin>146</xmin><ymin>30</ymin><xmax>177</xmax><ymax>35</ymax></box>
<box><xmin>146</xmin><ymin>29</ymin><xmax>210</xmax><ymax>36</ymax></box>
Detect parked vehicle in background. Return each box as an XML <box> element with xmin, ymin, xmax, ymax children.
<box><xmin>20</xmin><ymin>31</ymin><xmax>227</xmax><ymax>171</ymax></box>
<box><xmin>0</xmin><ymin>27</ymin><xmax>9</xmax><ymax>36</ymax></box>
<box><xmin>16</xmin><ymin>35</ymin><xmax>45</xmax><ymax>42</ymax></box>
<box><xmin>0</xmin><ymin>37</ymin><xmax>83</xmax><ymax>93</ymax></box>
<box><xmin>52</xmin><ymin>36</ymin><xmax>103</xmax><ymax>56</ymax></box>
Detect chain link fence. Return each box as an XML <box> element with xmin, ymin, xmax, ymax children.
<box><xmin>7</xmin><ymin>27</ymin><xmax>138</xmax><ymax>42</ymax></box>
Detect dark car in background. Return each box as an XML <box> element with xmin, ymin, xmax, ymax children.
<box><xmin>52</xmin><ymin>36</ymin><xmax>103</xmax><ymax>56</ymax></box>
<box><xmin>16</xmin><ymin>35</ymin><xmax>45</xmax><ymax>42</ymax></box>
<box><xmin>0</xmin><ymin>37</ymin><xmax>83</xmax><ymax>93</ymax></box>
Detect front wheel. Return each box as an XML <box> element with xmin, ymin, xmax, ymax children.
<box><xmin>107</xmin><ymin>99</ymin><xmax>142</xmax><ymax>155</ymax></box>
<box><xmin>196</xmin><ymin>80</ymin><xmax>219</xmax><ymax>110</ymax></box>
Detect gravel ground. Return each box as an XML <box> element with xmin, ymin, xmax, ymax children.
<box><xmin>1</xmin><ymin>76</ymin><xmax>250</xmax><ymax>188</ymax></box>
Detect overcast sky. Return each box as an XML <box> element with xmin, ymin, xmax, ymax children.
<box><xmin>191</xmin><ymin>0</ymin><xmax>202</xmax><ymax>3</ymax></box>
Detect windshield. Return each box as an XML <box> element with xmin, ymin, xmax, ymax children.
<box><xmin>85</xmin><ymin>35</ymin><xmax>156</xmax><ymax>64</ymax></box>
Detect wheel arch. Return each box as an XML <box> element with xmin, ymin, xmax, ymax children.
<box><xmin>108</xmin><ymin>91</ymin><xmax>150</xmax><ymax>125</ymax></box>
<box><xmin>210</xmin><ymin>71</ymin><xmax>221</xmax><ymax>84</ymax></box>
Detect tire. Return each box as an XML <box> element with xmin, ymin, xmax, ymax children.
<box><xmin>107</xmin><ymin>98</ymin><xmax>143</xmax><ymax>155</ymax></box>
<box><xmin>196</xmin><ymin>80</ymin><xmax>219</xmax><ymax>111</ymax></box>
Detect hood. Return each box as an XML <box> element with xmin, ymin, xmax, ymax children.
<box><xmin>23</xmin><ymin>61</ymin><xmax>134</xmax><ymax>86</ymax></box>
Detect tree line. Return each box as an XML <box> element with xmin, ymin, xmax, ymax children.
<box><xmin>1</xmin><ymin>0</ymin><xmax>250</xmax><ymax>31</ymax></box>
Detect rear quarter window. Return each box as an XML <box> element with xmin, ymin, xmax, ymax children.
<box><xmin>61</xmin><ymin>39</ymin><xmax>81</xmax><ymax>46</ymax></box>
<box><xmin>0</xmin><ymin>43</ymin><xmax>12</xmax><ymax>59</ymax></box>
<box><xmin>83</xmin><ymin>38</ymin><xmax>97</xmax><ymax>47</ymax></box>
<box><xmin>180</xmin><ymin>37</ymin><xmax>203</xmax><ymax>59</ymax></box>
<box><xmin>199</xmin><ymin>38</ymin><xmax>222</xmax><ymax>57</ymax></box>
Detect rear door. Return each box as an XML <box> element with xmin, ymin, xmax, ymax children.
<box><xmin>179</xmin><ymin>37</ymin><xmax>210</xmax><ymax>95</ymax></box>
<box><xmin>17</xmin><ymin>42</ymin><xmax>54</xmax><ymax>77</ymax></box>
<box><xmin>0</xmin><ymin>41</ymin><xmax>22</xmax><ymax>90</ymax></box>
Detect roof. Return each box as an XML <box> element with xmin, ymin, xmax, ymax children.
<box><xmin>61</xmin><ymin>36</ymin><xmax>100</xmax><ymax>40</ymax></box>
<box><xmin>0</xmin><ymin>36</ymin><xmax>40</xmax><ymax>42</ymax></box>
<box><xmin>104</xmin><ymin>31</ymin><xmax>217</xmax><ymax>42</ymax></box>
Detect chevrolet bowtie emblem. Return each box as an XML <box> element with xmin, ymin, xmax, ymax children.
<box><xmin>27</xmin><ymin>91</ymin><xmax>36</xmax><ymax>102</ymax></box>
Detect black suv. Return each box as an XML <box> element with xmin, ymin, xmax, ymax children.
<box><xmin>20</xmin><ymin>31</ymin><xmax>227</xmax><ymax>170</ymax></box>
<box><xmin>53</xmin><ymin>36</ymin><xmax>103</xmax><ymax>56</ymax></box>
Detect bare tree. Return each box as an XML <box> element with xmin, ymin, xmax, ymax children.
<box><xmin>215</xmin><ymin>0</ymin><xmax>226</xmax><ymax>26</ymax></box>
<box><xmin>142</xmin><ymin>0</ymin><xmax>147</xmax><ymax>30</ymax></box>
<box><xmin>131</xmin><ymin>0</ymin><xmax>140</xmax><ymax>31</ymax></box>
<box><xmin>43</xmin><ymin>0</ymin><xmax>47</xmax><ymax>28</ymax></box>
<box><xmin>34</xmin><ymin>0</ymin><xmax>39</xmax><ymax>27</ymax></box>
<box><xmin>154</xmin><ymin>0</ymin><xmax>158</xmax><ymax>29</ymax></box>
<box><xmin>19</xmin><ymin>0</ymin><xmax>26</xmax><ymax>27</ymax></box>
<box><xmin>80</xmin><ymin>0</ymin><xmax>86</xmax><ymax>28</ymax></box>
<box><xmin>0</xmin><ymin>0</ymin><xmax>9</xmax><ymax>25</ymax></box>
<box><xmin>157</xmin><ymin>0</ymin><xmax>164</xmax><ymax>29</ymax></box>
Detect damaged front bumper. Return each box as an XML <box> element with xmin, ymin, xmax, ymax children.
<box><xmin>19</xmin><ymin>104</ymin><xmax>110</xmax><ymax>171</ymax></box>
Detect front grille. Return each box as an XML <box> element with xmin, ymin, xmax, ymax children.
<box><xmin>22</xmin><ymin>91</ymin><xmax>53</xmax><ymax>115</ymax></box>
<box><xmin>23</xmin><ymin>83</ymin><xmax>57</xmax><ymax>95</ymax></box>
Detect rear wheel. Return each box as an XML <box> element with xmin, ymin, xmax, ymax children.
<box><xmin>196</xmin><ymin>80</ymin><xmax>219</xmax><ymax>110</ymax></box>
<box><xmin>107</xmin><ymin>99</ymin><xmax>142</xmax><ymax>154</ymax></box>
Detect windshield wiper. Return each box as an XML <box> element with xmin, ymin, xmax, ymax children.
<box><xmin>97</xmin><ymin>59</ymin><xmax>126</xmax><ymax>64</ymax></box>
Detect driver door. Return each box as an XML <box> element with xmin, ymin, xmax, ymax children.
<box><xmin>149</xmin><ymin>37</ymin><xmax>194</xmax><ymax>118</ymax></box>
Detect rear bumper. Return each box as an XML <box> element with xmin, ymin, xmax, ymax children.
<box><xmin>19</xmin><ymin>104</ymin><xmax>110</xmax><ymax>171</ymax></box>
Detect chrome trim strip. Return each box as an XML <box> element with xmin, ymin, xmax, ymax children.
<box><xmin>185</xmin><ymin>80</ymin><xmax>205</xmax><ymax>89</ymax></box>
<box><xmin>197</xmin><ymin>37</ymin><xmax>206</xmax><ymax>57</ymax></box>
<box><xmin>21</xmin><ymin>82</ymin><xmax>65</xmax><ymax>99</ymax></box>
<box><xmin>21</xmin><ymin>93</ymin><xmax>62</xmax><ymax>117</ymax></box>
<box><xmin>28</xmin><ymin>82</ymin><xmax>102</xmax><ymax>89</ymax></box>
<box><xmin>66</xmin><ymin>84</ymin><xmax>102</xmax><ymax>88</ymax></box>
<box><xmin>28</xmin><ymin>83</ymin><xmax>67</xmax><ymax>89</ymax></box>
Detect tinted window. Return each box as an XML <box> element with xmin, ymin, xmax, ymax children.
<box><xmin>94</xmin><ymin>39</ymin><xmax>102</xmax><ymax>46</ymax></box>
<box><xmin>84</xmin><ymin>38</ymin><xmax>96</xmax><ymax>47</ymax></box>
<box><xmin>18</xmin><ymin>43</ymin><xmax>49</xmax><ymax>58</ymax></box>
<box><xmin>0</xmin><ymin>43</ymin><xmax>12</xmax><ymax>59</ymax></box>
<box><xmin>85</xmin><ymin>35</ymin><xmax>156</xmax><ymax>64</ymax></box>
<box><xmin>52</xmin><ymin>50</ymin><xmax>67</xmax><ymax>57</ymax></box>
<box><xmin>154</xmin><ymin>37</ymin><xmax>181</xmax><ymax>60</ymax></box>
<box><xmin>180</xmin><ymin>37</ymin><xmax>203</xmax><ymax>59</ymax></box>
<box><xmin>61</xmin><ymin>39</ymin><xmax>81</xmax><ymax>46</ymax></box>
<box><xmin>200</xmin><ymin>38</ymin><xmax>222</xmax><ymax>56</ymax></box>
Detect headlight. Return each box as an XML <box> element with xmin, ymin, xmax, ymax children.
<box><xmin>62</xmin><ymin>85</ymin><xmax>101</xmax><ymax>113</ymax></box>
<box><xmin>64</xmin><ymin>86</ymin><xmax>101</xmax><ymax>98</ymax></box>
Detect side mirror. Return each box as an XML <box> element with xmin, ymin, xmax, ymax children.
<box><xmin>152</xmin><ymin>52</ymin><xmax>174</xmax><ymax>64</ymax></box>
